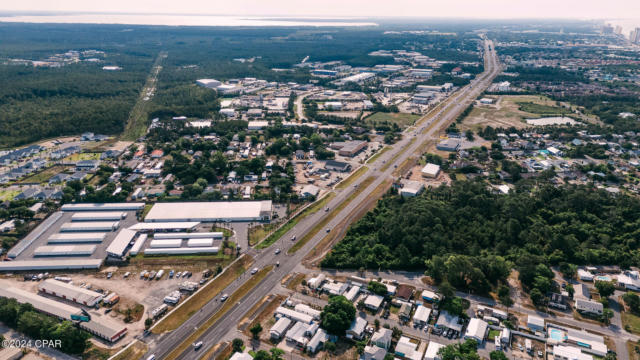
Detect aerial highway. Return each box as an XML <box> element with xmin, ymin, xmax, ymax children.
<box><xmin>144</xmin><ymin>38</ymin><xmax>502</xmax><ymax>360</ymax></box>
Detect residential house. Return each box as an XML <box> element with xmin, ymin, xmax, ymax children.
<box><xmin>346</xmin><ymin>317</ymin><xmax>367</xmax><ymax>340</ymax></box>
<box><xmin>371</xmin><ymin>328</ymin><xmax>392</xmax><ymax>350</ymax></box>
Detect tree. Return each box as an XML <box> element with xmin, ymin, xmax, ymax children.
<box><xmin>232</xmin><ymin>338</ymin><xmax>244</xmax><ymax>353</ymax></box>
<box><xmin>602</xmin><ymin>308</ymin><xmax>614</xmax><ymax>325</ymax></box>
<box><xmin>439</xmin><ymin>281</ymin><xmax>455</xmax><ymax>300</ymax></box>
<box><xmin>144</xmin><ymin>318</ymin><xmax>153</xmax><ymax>329</ymax></box>
<box><xmin>320</xmin><ymin>296</ymin><xmax>356</xmax><ymax>335</ymax></box>
<box><xmin>270</xmin><ymin>347</ymin><xmax>285</xmax><ymax>360</ymax></box>
<box><xmin>565</xmin><ymin>284</ymin><xmax>575</xmax><ymax>299</ymax></box>
<box><xmin>595</xmin><ymin>281</ymin><xmax>616</xmax><ymax>299</ymax></box>
<box><xmin>490</xmin><ymin>351</ymin><xmax>509</xmax><ymax>360</ymax></box>
<box><xmin>530</xmin><ymin>288</ymin><xmax>545</xmax><ymax>306</ymax></box>
<box><xmin>324</xmin><ymin>341</ymin><xmax>336</xmax><ymax>354</ymax></box>
<box><xmin>368</xmin><ymin>281</ymin><xmax>388</xmax><ymax>296</ymax></box>
<box><xmin>497</xmin><ymin>284</ymin><xmax>513</xmax><ymax>308</ymax></box>
<box><xmin>624</xmin><ymin>292</ymin><xmax>640</xmax><ymax>314</ymax></box>
<box><xmin>559</xmin><ymin>263</ymin><xmax>578</xmax><ymax>279</ymax></box>
<box><xmin>374</xmin><ymin>319</ymin><xmax>380</xmax><ymax>330</ymax></box>
<box><xmin>438</xmin><ymin>339</ymin><xmax>480</xmax><ymax>360</ymax></box>
<box><xmin>250</xmin><ymin>323</ymin><xmax>263</xmax><ymax>339</ymax></box>
<box><xmin>253</xmin><ymin>350</ymin><xmax>272</xmax><ymax>360</ymax></box>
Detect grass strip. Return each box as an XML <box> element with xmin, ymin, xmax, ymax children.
<box><xmin>289</xmin><ymin>176</ymin><xmax>375</xmax><ymax>254</ymax></box>
<box><xmin>335</xmin><ymin>166</ymin><xmax>368</xmax><ymax>189</ymax></box>
<box><xmin>151</xmin><ymin>255</ymin><xmax>253</xmax><ymax>334</ymax></box>
<box><xmin>166</xmin><ymin>266</ymin><xmax>274</xmax><ymax>360</ymax></box>
<box><xmin>254</xmin><ymin>192</ymin><xmax>335</xmax><ymax>249</ymax></box>
<box><xmin>366</xmin><ymin>146</ymin><xmax>391</xmax><ymax>164</ymax></box>
<box><xmin>110</xmin><ymin>340</ymin><xmax>148</xmax><ymax>360</ymax></box>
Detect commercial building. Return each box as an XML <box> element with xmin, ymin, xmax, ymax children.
<box><xmin>128</xmin><ymin>222</ymin><xmax>200</xmax><ymax>232</ymax></box>
<box><xmin>61</xmin><ymin>203</ymin><xmax>144</xmax><ymax>212</ymax></box>
<box><xmin>0</xmin><ymin>259</ymin><xmax>103</xmax><ymax>271</ymax></box>
<box><xmin>436</xmin><ymin>139</ymin><xmax>460</xmax><ymax>152</ymax></box>
<box><xmin>34</xmin><ymin>244</ymin><xmax>96</xmax><ymax>257</ymax></box>
<box><xmin>154</xmin><ymin>232</ymin><xmax>223</xmax><ymax>240</ymax></box>
<box><xmin>60</xmin><ymin>221</ymin><xmax>119</xmax><ymax>232</ymax></box>
<box><xmin>105</xmin><ymin>229</ymin><xmax>137</xmax><ymax>258</ymax></box>
<box><xmin>464</xmin><ymin>318</ymin><xmax>488</xmax><ymax>342</ymax></box>
<box><xmin>336</xmin><ymin>72</ymin><xmax>375</xmax><ymax>85</ymax></box>
<box><xmin>144</xmin><ymin>201</ymin><xmax>273</xmax><ymax>222</ymax></box>
<box><xmin>421</xmin><ymin>163</ymin><xmax>441</xmax><ymax>178</ymax></box>
<box><xmin>143</xmin><ymin>247</ymin><xmax>219</xmax><ymax>255</ymax></box>
<box><xmin>71</xmin><ymin>212</ymin><xmax>126</xmax><ymax>221</ymax></box>
<box><xmin>324</xmin><ymin>160</ymin><xmax>352</xmax><ymax>172</ymax></box>
<box><xmin>38</xmin><ymin>279</ymin><xmax>103</xmax><ymax>307</ymax></box>
<box><xmin>330</xmin><ymin>141</ymin><xmax>367</xmax><ymax>157</ymax></box>
<box><xmin>196</xmin><ymin>79</ymin><xmax>222</xmax><ymax>88</ymax></box>
<box><xmin>48</xmin><ymin>232</ymin><xmax>107</xmax><ymax>244</ymax></box>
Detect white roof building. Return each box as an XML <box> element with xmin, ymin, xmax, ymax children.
<box><xmin>421</xmin><ymin>163</ymin><xmax>441</xmax><ymax>178</ymax></box>
<box><xmin>270</xmin><ymin>317</ymin><xmax>292</xmax><ymax>339</ymax></box>
<box><xmin>294</xmin><ymin>304</ymin><xmax>321</xmax><ymax>320</ymax></box>
<box><xmin>363</xmin><ymin>345</ymin><xmax>387</xmax><ymax>360</ymax></box>
<box><xmin>105</xmin><ymin>228</ymin><xmax>137</xmax><ymax>257</ymax></box>
<box><xmin>371</xmin><ymin>328</ymin><xmax>392</xmax><ymax>350</ymax></box>
<box><xmin>364</xmin><ymin>294</ymin><xmax>385</xmax><ymax>311</ymax></box>
<box><xmin>38</xmin><ymin>279</ymin><xmax>103</xmax><ymax>307</ymax></box>
<box><xmin>424</xmin><ymin>341</ymin><xmax>446</xmax><ymax>360</ymax></box>
<box><xmin>275</xmin><ymin>306</ymin><xmax>313</xmax><ymax>324</ymax></box>
<box><xmin>322</xmin><ymin>281</ymin><xmax>348</xmax><ymax>296</ymax></box>
<box><xmin>464</xmin><ymin>318</ymin><xmax>488</xmax><ymax>342</ymax></box>
<box><xmin>575</xmin><ymin>299</ymin><xmax>603</xmax><ymax>315</ymax></box>
<box><xmin>395</xmin><ymin>336</ymin><xmax>421</xmax><ymax>360</ymax></box>
<box><xmin>527</xmin><ymin>315</ymin><xmax>545</xmax><ymax>330</ymax></box>
<box><xmin>346</xmin><ymin>317</ymin><xmax>367</xmax><ymax>340</ymax></box>
<box><xmin>144</xmin><ymin>201</ymin><xmax>273</xmax><ymax>222</ymax></box>
<box><xmin>553</xmin><ymin>345</ymin><xmax>593</xmax><ymax>360</ymax></box>
<box><xmin>412</xmin><ymin>305</ymin><xmax>432</xmax><ymax>325</ymax></box>
<box><xmin>229</xmin><ymin>352</ymin><xmax>253</xmax><ymax>360</ymax></box>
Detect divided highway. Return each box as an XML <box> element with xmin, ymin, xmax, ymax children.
<box><xmin>144</xmin><ymin>38</ymin><xmax>502</xmax><ymax>360</ymax></box>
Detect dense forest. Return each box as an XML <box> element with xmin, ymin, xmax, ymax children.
<box><xmin>322</xmin><ymin>181</ymin><xmax>640</xmax><ymax>293</ymax></box>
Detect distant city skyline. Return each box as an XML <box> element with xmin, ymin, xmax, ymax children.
<box><xmin>2</xmin><ymin>0</ymin><xmax>640</xmax><ymax>20</ymax></box>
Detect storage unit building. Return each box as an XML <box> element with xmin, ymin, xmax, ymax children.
<box><xmin>128</xmin><ymin>222</ymin><xmax>200</xmax><ymax>232</ymax></box>
<box><xmin>143</xmin><ymin>247</ymin><xmax>219</xmax><ymax>255</ymax></box>
<box><xmin>154</xmin><ymin>232</ymin><xmax>224</xmax><ymax>240</ymax></box>
<box><xmin>0</xmin><ymin>259</ymin><xmax>103</xmax><ymax>271</ymax></box>
<box><xmin>38</xmin><ymin>279</ymin><xmax>103</xmax><ymax>307</ymax></box>
<box><xmin>105</xmin><ymin>229</ymin><xmax>137</xmax><ymax>258</ymax></box>
<box><xmin>187</xmin><ymin>238</ymin><xmax>214</xmax><ymax>247</ymax></box>
<box><xmin>34</xmin><ymin>244</ymin><xmax>96</xmax><ymax>257</ymax></box>
<box><xmin>129</xmin><ymin>234</ymin><xmax>147</xmax><ymax>256</ymax></box>
<box><xmin>71</xmin><ymin>212</ymin><xmax>126</xmax><ymax>221</ymax></box>
<box><xmin>48</xmin><ymin>232</ymin><xmax>107</xmax><ymax>244</ymax></box>
<box><xmin>61</xmin><ymin>203</ymin><xmax>144</xmax><ymax>212</ymax></box>
<box><xmin>144</xmin><ymin>201</ymin><xmax>273</xmax><ymax>222</ymax></box>
<box><xmin>7</xmin><ymin>211</ymin><xmax>63</xmax><ymax>258</ymax></box>
<box><xmin>60</xmin><ymin>221</ymin><xmax>119</xmax><ymax>232</ymax></box>
<box><xmin>149</xmin><ymin>239</ymin><xmax>182</xmax><ymax>248</ymax></box>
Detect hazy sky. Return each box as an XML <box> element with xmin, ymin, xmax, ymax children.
<box><xmin>2</xmin><ymin>0</ymin><xmax>640</xmax><ymax>19</ymax></box>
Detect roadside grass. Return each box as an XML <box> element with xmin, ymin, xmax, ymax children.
<box><xmin>212</xmin><ymin>226</ymin><xmax>234</xmax><ymax>238</ymax></box>
<box><xmin>289</xmin><ymin>176</ymin><xmax>375</xmax><ymax>254</ymax></box>
<box><xmin>365</xmin><ymin>112</ymin><xmax>420</xmax><ymax>128</ymax></box>
<box><xmin>366</xmin><ymin>146</ymin><xmax>391</xmax><ymax>164</ymax></box>
<box><xmin>111</xmin><ymin>340</ymin><xmax>148</xmax><ymax>360</ymax></box>
<box><xmin>285</xmin><ymin>273</ymin><xmax>306</xmax><ymax>290</ymax></box>
<box><xmin>335</xmin><ymin>166</ymin><xmax>368</xmax><ymax>190</ymax></box>
<box><xmin>165</xmin><ymin>265</ymin><xmax>274</xmax><ymax>360</ymax></box>
<box><xmin>627</xmin><ymin>340</ymin><xmax>640</xmax><ymax>360</ymax></box>
<box><xmin>381</xmin><ymin>138</ymin><xmax>415</xmax><ymax>172</ymax></box>
<box><xmin>254</xmin><ymin>192</ymin><xmax>335</xmax><ymax>250</ymax></box>
<box><xmin>151</xmin><ymin>254</ymin><xmax>253</xmax><ymax>334</ymax></box>
<box><xmin>623</xmin><ymin>312</ymin><xmax>640</xmax><ymax>334</ymax></box>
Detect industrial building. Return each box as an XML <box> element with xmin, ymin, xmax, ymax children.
<box><xmin>0</xmin><ymin>286</ymin><xmax>127</xmax><ymax>342</ymax></box>
<box><xmin>7</xmin><ymin>212</ymin><xmax>63</xmax><ymax>258</ymax></box>
<box><xmin>129</xmin><ymin>234</ymin><xmax>147</xmax><ymax>256</ymax></box>
<box><xmin>60</xmin><ymin>221</ymin><xmax>119</xmax><ymax>232</ymax></box>
<box><xmin>421</xmin><ymin>163</ymin><xmax>441</xmax><ymax>178</ymax></box>
<box><xmin>149</xmin><ymin>239</ymin><xmax>183</xmax><ymax>248</ymax></box>
<box><xmin>71</xmin><ymin>212</ymin><xmax>126</xmax><ymax>221</ymax></box>
<box><xmin>105</xmin><ymin>229</ymin><xmax>137</xmax><ymax>258</ymax></box>
<box><xmin>0</xmin><ymin>259</ymin><xmax>103</xmax><ymax>271</ymax></box>
<box><xmin>48</xmin><ymin>232</ymin><xmax>107</xmax><ymax>244</ymax></box>
<box><xmin>38</xmin><ymin>279</ymin><xmax>103</xmax><ymax>307</ymax></box>
<box><xmin>436</xmin><ymin>139</ymin><xmax>461</xmax><ymax>152</ymax></box>
<box><xmin>34</xmin><ymin>244</ymin><xmax>96</xmax><ymax>257</ymax></box>
<box><xmin>143</xmin><ymin>247</ymin><xmax>219</xmax><ymax>255</ymax></box>
<box><xmin>61</xmin><ymin>203</ymin><xmax>144</xmax><ymax>212</ymax></box>
<box><xmin>128</xmin><ymin>222</ymin><xmax>200</xmax><ymax>232</ymax></box>
<box><xmin>144</xmin><ymin>201</ymin><xmax>273</xmax><ymax>222</ymax></box>
<box><xmin>154</xmin><ymin>232</ymin><xmax>224</xmax><ymax>240</ymax></box>
<box><xmin>330</xmin><ymin>141</ymin><xmax>367</xmax><ymax>157</ymax></box>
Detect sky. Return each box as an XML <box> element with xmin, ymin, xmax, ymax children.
<box><xmin>2</xmin><ymin>0</ymin><xmax>640</xmax><ymax>20</ymax></box>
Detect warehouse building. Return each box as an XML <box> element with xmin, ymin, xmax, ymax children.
<box><xmin>60</xmin><ymin>221</ymin><xmax>119</xmax><ymax>232</ymax></box>
<box><xmin>48</xmin><ymin>232</ymin><xmax>107</xmax><ymax>244</ymax></box>
<box><xmin>61</xmin><ymin>203</ymin><xmax>144</xmax><ymax>212</ymax></box>
<box><xmin>421</xmin><ymin>163</ymin><xmax>441</xmax><ymax>178</ymax></box>
<box><xmin>187</xmin><ymin>238</ymin><xmax>214</xmax><ymax>247</ymax></box>
<box><xmin>0</xmin><ymin>259</ymin><xmax>103</xmax><ymax>271</ymax></box>
<box><xmin>128</xmin><ymin>222</ymin><xmax>200</xmax><ymax>232</ymax></box>
<box><xmin>106</xmin><ymin>228</ymin><xmax>137</xmax><ymax>258</ymax></box>
<box><xmin>39</xmin><ymin>279</ymin><xmax>103</xmax><ymax>307</ymax></box>
<box><xmin>0</xmin><ymin>286</ymin><xmax>126</xmax><ymax>342</ymax></box>
<box><xmin>34</xmin><ymin>244</ymin><xmax>96</xmax><ymax>257</ymax></box>
<box><xmin>149</xmin><ymin>239</ymin><xmax>182</xmax><ymax>248</ymax></box>
<box><xmin>7</xmin><ymin>212</ymin><xmax>63</xmax><ymax>258</ymax></box>
<box><xmin>144</xmin><ymin>201</ymin><xmax>273</xmax><ymax>222</ymax></box>
<box><xmin>71</xmin><ymin>212</ymin><xmax>126</xmax><ymax>221</ymax></box>
<box><xmin>330</xmin><ymin>141</ymin><xmax>367</xmax><ymax>157</ymax></box>
<box><xmin>143</xmin><ymin>247</ymin><xmax>219</xmax><ymax>255</ymax></box>
<box><xmin>154</xmin><ymin>232</ymin><xmax>223</xmax><ymax>240</ymax></box>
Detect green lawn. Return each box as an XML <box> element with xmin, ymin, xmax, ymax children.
<box><xmin>516</xmin><ymin>101</ymin><xmax>566</xmax><ymax>116</ymax></box>
<box><xmin>488</xmin><ymin>329</ymin><xmax>501</xmax><ymax>339</ymax></box>
<box><xmin>623</xmin><ymin>312</ymin><xmax>640</xmax><ymax>334</ymax></box>
<box><xmin>0</xmin><ymin>189</ymin><xmax>20</xmax><ymax>201</ymax></box>
<box><xmin>366</xmin><ymin>112</ymin><xmax>420</xmax><ymax>128</ymax></box>
<box><xmin>366</xmin><ymin>146</ymin><xmax>391</xmax><ymax>164</ymax></box>
<box><xmin>64</xmin><ymin>152</ymin><xmax>101</xmax><ymax>162</ymax></box>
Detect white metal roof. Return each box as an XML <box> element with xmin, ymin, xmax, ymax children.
<box><xmin>144</xmin><ymin>201</ymin><xmax>272</xmax><ymax>222</ymax></box>
<box><xmin>48</xmin><ymin>232</ymin><xmax>106</xmax><ymax>243</ymax></box>
<box><xmin>154</xmin><ymin>232</ymin><xmax>223</xmax><ymax>239</ymax></box>
<box><xmin>149</xmin><ymin>239</ymin><xmax>182</xmax><ymax>248</ymax></box>
<box><xmin>71</xmin><ymin>212</ymin><xmax>126</xmax><ymax>221</ymax></box>
<box><xmin>464</xmin><ymin>318</ymin><xmax>488</xmax><ymax>340</ymax></box>
<box><xmin>0</xmin><ymin>259</ymin><xmax>103</xmax><ymax>271</ymax></box>
<box><xmin>424</xmin><ymin>341</ymin><xmax>446</xmax><ymax>360</ymax></box>
<box><xmin>34</xmin><ymin>244</ymin><xmax>96</xmax><ymax>256</ymax></box>
<box><xmin>128</xmin><ymin>222</ymin><xmax>200</xmax><ymax>230</ymax></box>
<box><xmin>60</xmin><ymin>221</ymin><xmax>118</xmax><ymax>232</ymax></box>
<box><xmin>8</xmin><ymin>211</ymin><xmax>63</xmax><ymax>258</ymax></box>
<box><xmin>0</xmin><ymin>286</ymin><xmax>81</xmax><ymax>320</ymax></box>
<box><xmin>129</xmin><ymin>234</ymin><xmax>147</xmax><ymax>256</ymax></box>
<box><xmin>275</xmin><ymin>306</ymin><xmax>313</xmax><ymax>324</ymax></box>
<box><xmin>105</xmin><ymin>229</ymin><xmax>137</xmax><ymax>257</ymax></box>
<box><xmin>270</xmin><ymin>316</ymin><xmax>292</xmax><ymax>337</ymax></box>
<box><xmin>61</xmin><ymin>203</ymin><xmax>144</xmax><ymax>211</ymax></box>
<box><xmin>413</xmin><ymin>305</ymin><xmax>432</xmax><ymax>323</ymax></box>
<box><xmin>38</xmin><ymin>279</ymin><xmax>103</xmax><ymax>305</ymax></box>
<box><xmin>143</xmin><ymin>247</ymin><xmax>219</xmax><ymax>255</ymax></box>
<box><xmin>187</xmin><ymin>238</ymin><xmax>214</xmax><ymax>247</ymax></box>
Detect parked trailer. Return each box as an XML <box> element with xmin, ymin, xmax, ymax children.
<box><xmin>71</xmin><ymin>212</ymin><xmax>127</xmax><ymax>221</ymax></box>
<box><xmin>154</xmin><ymin>232</ymin><xmax>224</xmax><ymax>240</ymax></box>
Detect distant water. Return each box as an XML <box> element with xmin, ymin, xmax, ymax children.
<box><xmin>0</xmin><ymin>13</ymin><xmax>378</xmax><ymax>27</ymax></box>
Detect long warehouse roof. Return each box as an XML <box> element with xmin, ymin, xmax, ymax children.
<box><xmin>38</xmin><ymin>279</ymin><xmax>103</xmax><ymax>305</ymax></box>
<box><xmin>34</xmin><ymin>244</ymin><xmax>96</xmax><ymax>257</ymax></box>
<box><xmin>7</xmin><ymin>212</ymin><xmax>63</xmax><ymax>258</ymax></box>
<box><xmin>105</xmin><ymin>229</ymin><xmax>137</xmax><ymax>257</ymax></box>
<box><xmin>60</xmin><ymin>221</ymin><xmax>118</xmax><ymax>231</ymax></box>
<box><xmin>71</xmin><ymin>212</ymin><xmax>126</xmax><ymax>221</ymax></box>
<box><xmin>143</xmin><ymin>247</ymin><xmax>219</xmax><ymax>255</ymax></box>
<box><xmin>0</xmin><ymin>286</ymin><xmax>81</xmax><ymax>320</ymax></box>
<box><xmin>154</xmin><ymin>232</ymin><xmax>223</xmax><ymax>239</ymax></box>
<box><xmin>61</xmin><ymin>203</ymin><xmax>144</xmax><ymax>211</ymax></box>
<box><xmin>144</xmin><ymin>201</ymin><xmax>272</xmax><ymax>222</ymax></box>
<box><xmin>128</xmin><ymin>222</ymin><xmax>199</xmax><ymax>230</ymax></box>
<box><xmin>48</xmin><ymin>232</ymin><xmax>107</xmax><ymax>244</ymax></box>
<box><xmin>0</xmin><ymin>259</ymin><xmax>104</xmax><ymax>271</ymax></box>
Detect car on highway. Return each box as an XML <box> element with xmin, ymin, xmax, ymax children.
<box><xmin>291</xmin><ymin>235</ymin><xmax>296</xmax><ymax>241</ymax></box>
<box><xmin>275</xmin><ymin>248</ymin><xmax>281</xmax><ymax>254</ymax></box>
<box><xmin>193</xmin><ymin>341</ymin><xmax>203</xmax><ymax>350</ymax></box>
<box><xmin>220</xmin><ymin>294</ymin><xmax>229</xmax><ymax>302</ymax></box>
<box><xmin>325</xmin><ymin>207</ymin><xmax>329</xmax><ymax>212</ymax></box>
<box><xmin>276</xmin><ymin>261</ymin><xmax>280</xmax><ymax>267</ymax></box>
<box><xmin>326</xmin><ymin>228</ymin><xmax>330</xmax><ymax>233</ymax></box>
<box><xmin>251</xmin><ymin>267</ymin><xmax>259</xmax><ymax>275</ymax></box>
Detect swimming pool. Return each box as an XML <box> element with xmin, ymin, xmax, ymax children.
<box><xmin>549</xmin><ymin>328</ymin><xmax>566</xmax><ymax>342</ymax></box>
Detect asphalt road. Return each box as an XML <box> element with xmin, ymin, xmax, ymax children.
<box><xmin>144</xmin><ymin>38</ymin><xmax>502</xmax><ymax>360</ymax></box>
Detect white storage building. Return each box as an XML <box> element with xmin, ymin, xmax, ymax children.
<box><xmin>154</xmin><ymin>232</ymin><xmax>224</xmax><ymax>240</ymax></box>
<box><xmin>34</xmin><ymin>244</ymin><xmax>96</xmax><ymax>257</ymax></box>
<box><xmin>464</xmin><ymin>318</ymin><xmax>488</xmax><ymax>342</ymax></box>
<box><xmin>38</xmin><ymin>279</ymin><xmax>103</xmax><ymax>307</ymax></box>
<box><xmin>105</xmin><ymin>228</ymin><xmax>137</xmax><ymax>258</ymax></box>
<box><xmin>187</xmin><ymin>238</ymin><xmax>214</xmax><ymax>247</ymax></box>
<box><xmin>61</xmin><ymin>203</ymin><xmax>144</xmax><ymax>212</ymax></box>
<box><xmin>71</xmin><ymin>212</ymin><xmax>126</xmax><ymax>221</ymax></box>
<box><xmin>60</xmin><ymin>221</ymin><xmax>119</xmax><ymax>232</ymax></box>
<box><xmin>149</xmin><ymin>239</ymin><xmax>182</xmax><ymax>248</ymax></box>
<box><xmin>129</xmin><ymin>234</ymin><xmax>147</xmax><ymax>256</ymax></box>
<box><xmin>412</xmin><ymin>305</ymin><xmax>431</xmax><ymax>326</ymax></box>
<box><xmin>275</xmin><ymin>306</ymin><xmax>313</xmax><ymax>324</ymax></box>
<box><xmin>128</xmin><ymin>222</ymin><xmax>200</xmax><ymax>232</ymax></box>
<box><xmin>143</xmin><ymin>247</ymin><xmax>219</xmax><ymax>255</ymax></box>
<box><xmin>7</xmin><ymin>212</ymin><xmax>63</xmax><ymax>258</ymax></box>
<box><xmin>48</xmin><ymin>232</ymin><xmax>107</xmax><ymax>244</ymax></box>
<box><xmin>0</xmin><ymin>259</ymin><xmax>103</xmax><ymax>271</ymax></box>
<box><xmin>144</xmin><ymin>201</ymin><xmax>273</xmax><ymax>222</ymax></box>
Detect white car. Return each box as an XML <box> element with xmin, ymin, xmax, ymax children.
<box><xmin>275</xmin><ymin>248</ymin><xmax>281</xmax><ymax>254</ymax></box>
<box><xmin>251</xmin><ymin>267</ymin><xmax>259</xmax><ymax>275</ymax></box>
